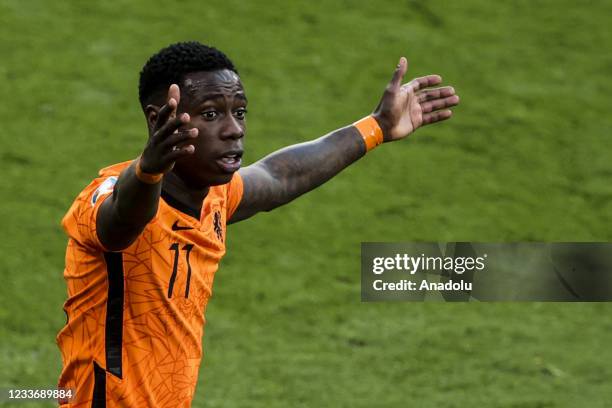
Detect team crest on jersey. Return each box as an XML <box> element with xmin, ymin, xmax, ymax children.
<box><xmin>91</xmin><ymin>176</ymin><xmax>118</xmax><ymax>206</ymax></box>
<box><xmin>213</xmin><ymin>210</ymin><xmax>223</xmax><ymax>242</ymax></box>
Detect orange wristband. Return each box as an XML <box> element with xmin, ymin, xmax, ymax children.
<box><xmin>353</xmin><ymin>116</ymin><xmax>384</xmax><ymax>152</ymax></box>
<box><xmin>135</xmin><ymin>157</ymin><xmax>163</xmax><ymax>184</ymax></box>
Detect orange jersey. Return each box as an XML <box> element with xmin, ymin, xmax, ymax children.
<box><xmin>57</xmin><ymin>161</ymin><xmax>243</xmax><ymax>407</ymax></box>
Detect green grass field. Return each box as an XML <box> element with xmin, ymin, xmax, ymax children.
<box><xmin>1</xmin><ymin>0</ymin><xmax>612</xmax><ymax>406</ymax></box>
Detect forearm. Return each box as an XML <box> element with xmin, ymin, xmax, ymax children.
<box><xmin>97</xmin><ymin>159</ymin><xmax>162</xmax><ymax>250</ymax></box>
<box><xmin>239</xmin><ymin>124</ymin><xmax>366</xmax><ymax>214</ymax></box>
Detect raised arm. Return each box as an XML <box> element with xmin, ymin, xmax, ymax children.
<box><xmin>230</xmin><ymin>57</ymin><xmax>459</xmax><ymax>223</ymax></box>
<box><xmin>96</xmin><ymin>85</ymin><xmax>198</xmax><ymax>251</ymax></box>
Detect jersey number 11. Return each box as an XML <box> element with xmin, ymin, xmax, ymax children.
<box><xmin>168</xmin><ymin>243</ymin><xmax>194</xmax><ymax>298</ymax></box>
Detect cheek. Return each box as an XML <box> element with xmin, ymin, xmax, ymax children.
<box><xmin>190</xmin><ymin>125</ymin><xmax>215</xmax><ymax>154</ymax></box>
<box><xmin>192</xmin><ymin>137</ymin><xmax>213</xmax><ymax>158</ymax></box>
<box><xmin>191</xmin><ymin>136</ymin><xmax>223</xmax><ymax>168</ymax></box>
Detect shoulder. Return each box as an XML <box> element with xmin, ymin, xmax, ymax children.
<box><xmin>61</xmin><ymin>161</ymin><xmax>132</xmax><ymax>247</ymax></box>
<box><xmin>209</xmin><ymin>173</ymin><xmax>243</xmax><ymax>198</ymax></box>
<box><xmin>74</xmin><ymin>161</ymin><xmax>132</xmax><ymax>206</ymax></box>
<box><xmin>209</xmin><ymin>173</ymin><xmax>244</xmax><ymax>219</ymax></box>
<box><xmin>97</xmin><ymin>160</ymin><xmax>132</xmax><ymax>177</ymax></box>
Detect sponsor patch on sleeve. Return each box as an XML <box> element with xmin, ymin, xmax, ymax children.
<box><xmin>91</xmin><ymin>176</ymin><xmax>118</xmax><ymax>206</ymax></box>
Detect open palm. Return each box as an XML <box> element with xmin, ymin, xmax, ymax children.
<box><xmin>373</xmin><ymin>57</ymin><xmax>459</xmax><ymax>142</ymax></box>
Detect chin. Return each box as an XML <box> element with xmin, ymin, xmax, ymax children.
<box><xmin>208</xmin><ymin>172</ymin><xmax>235</xmax><ymax>186</ymax></box>
<box><xmin>176</xmin><ymin>162</ymin><xmax>236</xmax><ymax>188</ymax></box>
<box><xmin>194</xmin><ymin>170</ymin><xmax>236</xmax><ymax>187</ymax></box>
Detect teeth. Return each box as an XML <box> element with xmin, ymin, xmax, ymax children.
<box><xmin>219</xmin><ymin>153</ymin><xmax>241</xmax><ymax>166</ymax></box>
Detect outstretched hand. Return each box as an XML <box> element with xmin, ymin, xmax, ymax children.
<box><xmin>373</xmin><ymin>57</ymin><xmax>459</xmax><ymax>142</ymax></box>
<box><xmin>139</xmin><ymin>84</ymin><xmax>198</xmax><ymax>174</ymax></box>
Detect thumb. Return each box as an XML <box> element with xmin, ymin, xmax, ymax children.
<box><xmin>389</xmin><ymin>57</ymin><xmax>408</xmax><ymax>89</ymax></box>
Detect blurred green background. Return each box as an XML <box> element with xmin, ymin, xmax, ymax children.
<box><xmin>1</xmin><ymin>0</ymin><xmax>612</xmax><ymax>406</ymax></box>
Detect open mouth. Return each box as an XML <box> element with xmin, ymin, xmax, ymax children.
<box><xmin>216</xmin><ymin>150</ymin><xmax>243</xmax><ymax>173</ymax></box>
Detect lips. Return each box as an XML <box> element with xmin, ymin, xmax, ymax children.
<box><xmin>216</xmin><ymin>150</ymin><xmax>243</xmax><ymax>173</ymax></box>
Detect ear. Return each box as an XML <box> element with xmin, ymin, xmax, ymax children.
<box><xmin>144</xmin><ymin>104</ymin><xmax>161</xmax><ymax>134</ymax></box>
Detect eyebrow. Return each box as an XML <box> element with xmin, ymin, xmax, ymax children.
<box><xmin>197</xmin><ymin>93</ymin><xmax>248</xmax><ymax>104</ymax></box>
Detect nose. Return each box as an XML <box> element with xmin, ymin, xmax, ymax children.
<box><xmin>220</xmin><ymin>115</ymin><xmax>244</xmax><ymax>140</ymax></box>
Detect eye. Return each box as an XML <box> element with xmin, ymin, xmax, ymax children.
<box><xmin>233</xmin><ymin>108</ymin><xmax>247</xmax><ymax>120</ymax></box>
<box><xmin>202</xmin><ymin>110</ymin><xmax>218</xmax><ymax>120</ymax></box>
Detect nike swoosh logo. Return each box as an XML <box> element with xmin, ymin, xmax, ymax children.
<box><xmin>172</xmin><ymin>221</ymin><xmax>194</xmax><ymax>231</ymax></box>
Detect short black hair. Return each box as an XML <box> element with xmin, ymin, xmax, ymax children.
<box><xmin>138</xmin><ymin>41</ymin><xmax>237</xmax><ymax>108</ymax></box>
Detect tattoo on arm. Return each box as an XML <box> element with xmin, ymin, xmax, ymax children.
<box><xmin>230</xmin><ymin>125</ymin><xmax>366</xmax><ymax>223</ymax></box>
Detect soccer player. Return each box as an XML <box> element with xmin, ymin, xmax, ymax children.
<box><xmin>57</xmin><ymin>41</ymin><xmax>459</xmax><ymax>407</ymax></box>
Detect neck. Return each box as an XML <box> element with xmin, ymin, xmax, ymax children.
<box><xmin>161</xmin><ymin>170</ymin><xmax>210</xmax><ymax>215</ymax></box>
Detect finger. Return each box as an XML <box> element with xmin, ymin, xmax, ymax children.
<box><xmin>167</xmin><ymin>84</ymin><xmax>180</xmax><ymax>120</ymax></box>
<box><xmin>153</xmin><ymin>83</ymin><xmax>181</xmax><ymax>132</ymax></box>
<box><xmin>405</xmin><ymin>74</ymin><xmax>443</xmax><ymax>92</ymax></box>
<box><xmin>164</xmin><ymin>144</ymin><xmax>195</xmax><ymax>163</ymax></box>
<box><xmin>422</xmin><ymin>109</ymin><xmax>453</xmax><ymax>125</ymax></box>
<box><xmin>389</xmin><ymin>57</ymin><xmax>408</xmax><ymax>90</ymax></box>
<box><xmin>168</xmin><ymin>84</ymin><xmax>180</xmax><ymax>106</ymax></box>
<box><xmin>160</xmin><ymin>128</ymin><xmax>198</xmax><ymax>150</ymax></box>
<box><xmin>417</xmin><ymin>86</ymin><xmax>455</xmax><ymax>103</ymax></box>
<box><xmin>153</xmin><ymin>113</ymin><xmax>190</xmax><ymax>143</ymax></box>
<box><xmin>153</xmin><ymin>100</ymin><xmax>177</xmax><ymax>132</ymax></box>
<box><xmin>421</xmin><ymin>95</ymin><xmax>460</xmax><ymax>113</ymax></box>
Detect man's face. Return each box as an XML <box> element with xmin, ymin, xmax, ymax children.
<box><xmin>171</xmin><ymin>69</ymin><xmax>247</xmax><ymax>187</ymax></box>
